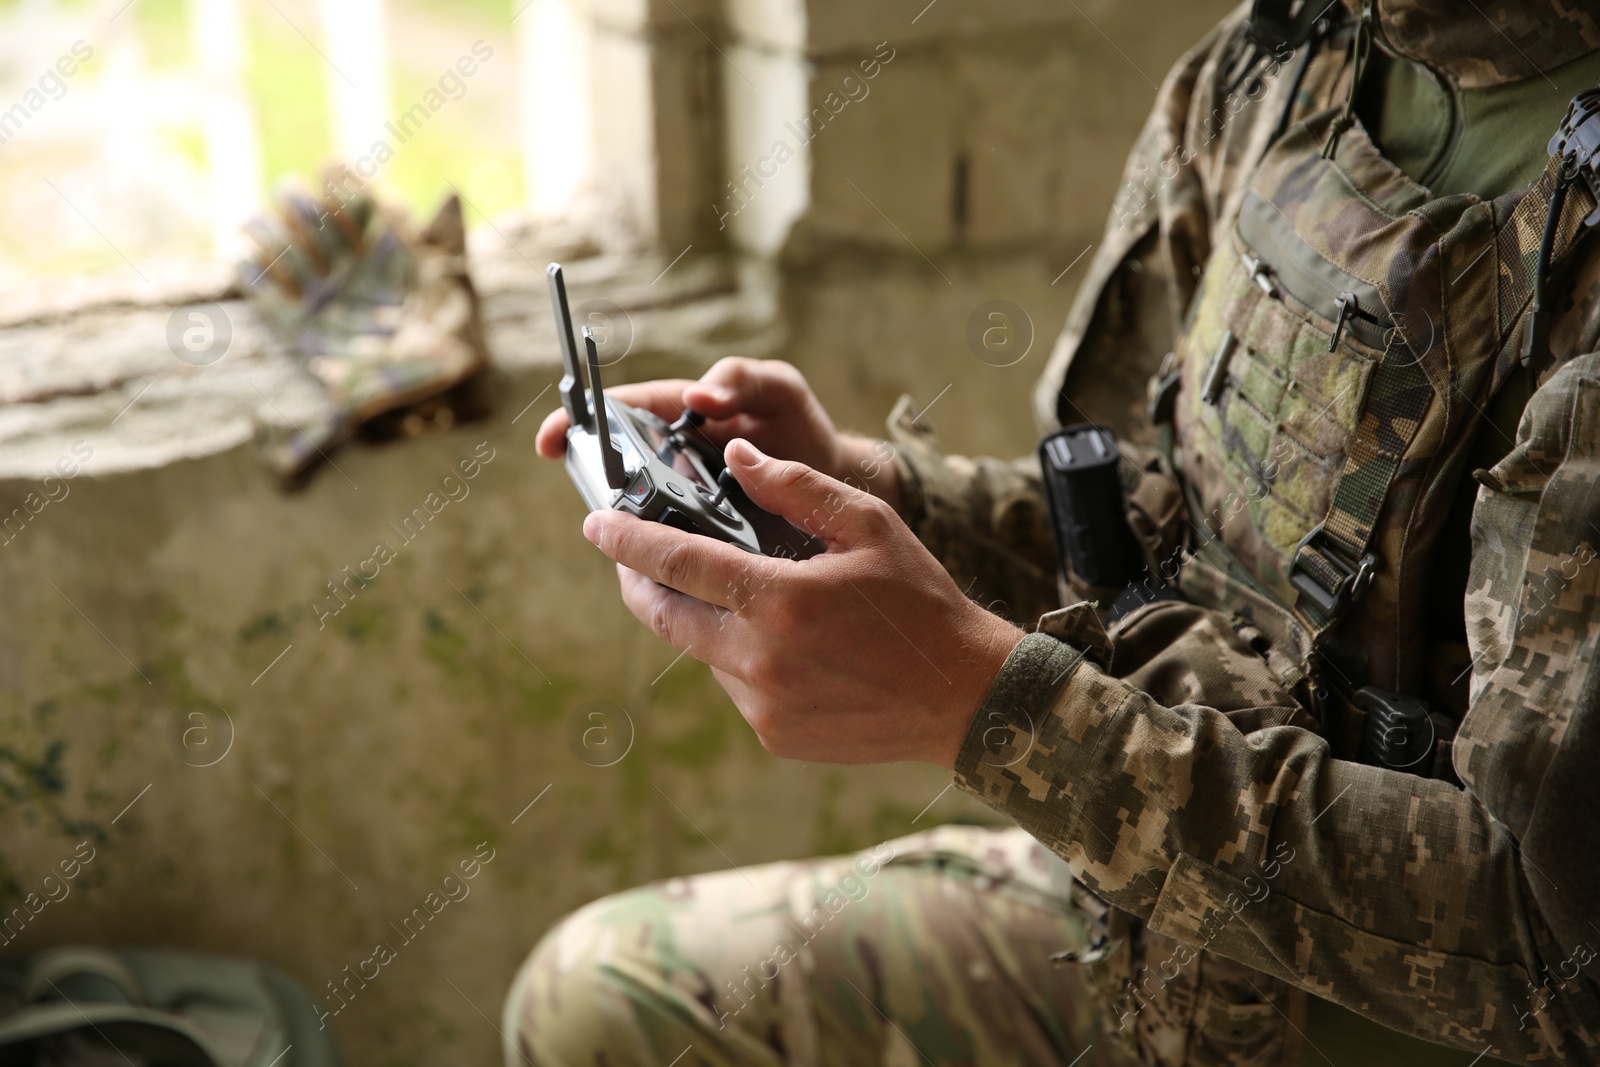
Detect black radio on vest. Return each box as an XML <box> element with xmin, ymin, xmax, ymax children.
<box><xmin>1037</xmin><ymin>425</ymin><xmax>1143</xmax><ymax>591</ymax></box>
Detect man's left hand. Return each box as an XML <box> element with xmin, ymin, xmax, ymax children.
<box><xmin>582</xmin><ymin>438</ymin><xmax>1023</xmax><ymax>769</ymax></box>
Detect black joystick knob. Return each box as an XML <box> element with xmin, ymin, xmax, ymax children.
<box><xmin>708</xmin><ymin>468</ymin><xmax>737</xmax><ymax>508</ymax></box>
<box><xmin>667</xmin><ymin>409</ymin><xmax>707</xmax><ymax>435</ymax></box>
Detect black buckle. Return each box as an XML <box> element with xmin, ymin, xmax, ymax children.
<box><xmin>1201</xmin><ymin>330</ymin><xmax>1237</xmax><ymax>404</ymax></box>
<box><xmin>1288</xmin><ymin>522</ymin><xmax>1377</xmax><ymax>619</ymax></box>
<box><xmin>1146</xmin><ymin>350</ymin><xmax>1181</xmax><ymax>426</ymax></box>
<box><xmin>1328</xmin><ymin>292</ymin><xmax>1357</xmax><ymax>351</ymax></box>
<box><xmin>1550</xmin><ymin>87</ymin><xmax>1600</xmax><ymax>228</ymax></box>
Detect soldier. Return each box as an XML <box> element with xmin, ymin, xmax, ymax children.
<box><xmin>516</xmin><ymin>0</ymin><xmax>1600</xmax><ymax>1063</ymax></box>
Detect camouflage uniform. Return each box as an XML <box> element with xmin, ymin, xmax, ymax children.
<box><xmin>508</xmin><ymin>2</ymin><xmax>1600</xmax><ymax>1063</ymax></box>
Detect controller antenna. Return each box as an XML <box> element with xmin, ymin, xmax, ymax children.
<box><xmin>546</xmin><ymin>263</ymin><xmax>591</xmax><ymax>429</ymax></box>
<box><xmin>584</xmin><ymin>327</ymin><xmax>628</xmax><ymax>491</ymax></box>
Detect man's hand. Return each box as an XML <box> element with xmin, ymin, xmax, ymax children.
<box><xmin>537</xmin><ymin>357</ymin><xmax>903</xmax><ymax>514</ymax></box>
<box><xmin>582</xmin><ymin>438</ymin><xmax>1022</xmax><ymax>769</ymax></box>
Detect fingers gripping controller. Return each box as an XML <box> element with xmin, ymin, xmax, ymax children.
<box><xmin>547</xmin><ymin>262</ymin><xmax>824</xmax><ymax>560</ymax></box>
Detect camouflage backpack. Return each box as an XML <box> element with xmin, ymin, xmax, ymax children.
<box><xmin>0</xmin><ymin>945</ymin><xmax>341</xmax><ymax>1066</ymax></box>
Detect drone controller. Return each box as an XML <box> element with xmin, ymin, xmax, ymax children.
<box><xmin>548</xmin><ymin>263</ymin><xmax>824</xmax><ymax>560</ymax></box>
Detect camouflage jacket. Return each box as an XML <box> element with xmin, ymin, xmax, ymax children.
<box><xmin>889</xmin><ymin>1</ymin><xmax>1600</xmax><ymax>1061</ymax></box>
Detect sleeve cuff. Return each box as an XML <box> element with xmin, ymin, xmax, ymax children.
<box><xmin>953</xmin><ymin>631</ymin><xmax>1086</xmax><ymax>785</ymax></box>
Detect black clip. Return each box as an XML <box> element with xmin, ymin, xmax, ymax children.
<box><xmin>1146</xmin><ymin>351</ymin><xmax>1182</xmax><ymax>426</ymax></box>
<box><xmin>1233</xmin><ymin>0</ymin><xmax>1342</xmax><ymax>98</ymax></box>
<box><xmin>1288</xmin><ymin>522</ymin><xmax>1378</xmax><ymax>620</ymax></box>
<box><xmin>1328</xmin><ymin>292</ymin><xmax>1358</xmax><ymax>352</ymax></box>
<box><xmin>1201</xmin><ymin>330</ymin><xmax>1236</xmax><ymax>404</ymax></box>
<box><xmin>1548</xmin><ymin>87</ymin><xmax>1600</xmax><ymax>228</ymax></box>
<box><xmin>1518</xmin><ymin>91</ymin><xmax>1600</xmax><ymax>370</ymax></box>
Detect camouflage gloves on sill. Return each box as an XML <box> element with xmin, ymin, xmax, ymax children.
<box><xmin>237</xmin><ymin>172</ymin><xmax>492</xmax><ymax>483</ymax></box>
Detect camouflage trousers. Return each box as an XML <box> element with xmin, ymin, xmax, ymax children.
<box><xmin>501</xmin><ymin>820</ymin><xmax>1493</xmax><ymax>1067</ymax></box>
<box><xmin>503</xmin><ymin>823</ymin><xmax>1115</xmax><ymax>1067</ymax></box>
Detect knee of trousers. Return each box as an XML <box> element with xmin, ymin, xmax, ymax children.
<box><xmin>501</xmin><ymin>889</ymin><xmax>676</xmax><ymax>1067</ymax></box>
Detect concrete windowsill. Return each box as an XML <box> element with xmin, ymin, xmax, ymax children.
<box><xmin>0</xmin><ymin>212</ymin><xmax>784</xmax><ymax>483</ymax></box>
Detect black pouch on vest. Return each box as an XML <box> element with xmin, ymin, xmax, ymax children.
<box><xmin>1038</xmin><ymin>425</ymin><xmax>1143</xmax><ymax>591</ymax></box>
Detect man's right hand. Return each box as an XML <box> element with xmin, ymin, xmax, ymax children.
<box><xmin>535</xmin><ymin>357</ymin><xmax>904</xmax><ymax>515</ymax></box>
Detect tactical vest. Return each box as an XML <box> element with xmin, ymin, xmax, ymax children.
<box><xmin>1036</xmin><ymin>10</ymin><xmax>1600</xmax><ymax>1066</ymax></box>
<box><xmin>1147</xmin><ymin>25</ymin><xmax>1599</xmax><ymax>773</ymax></box>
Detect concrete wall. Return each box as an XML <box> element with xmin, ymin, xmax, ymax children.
<box><xmin>0</xmin><ymin>1</ymin><xmax>1235</xmax><ymax>1063</ymax></box>
<box><xmin>720</xmin><ymin>0</ymin><xmax>1235</xmax><ymax>460</ymax></box>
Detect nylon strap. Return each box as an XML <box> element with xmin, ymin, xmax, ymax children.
<box><xmin>1498</xmin><ymin>150</ymin><xmax>1598</xmax><ymax>337</ymax></box>
<box><xmin>1292</xmin><ymin>344</ymin><xmax>1430</xmax><ymax>632</ymax></box>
